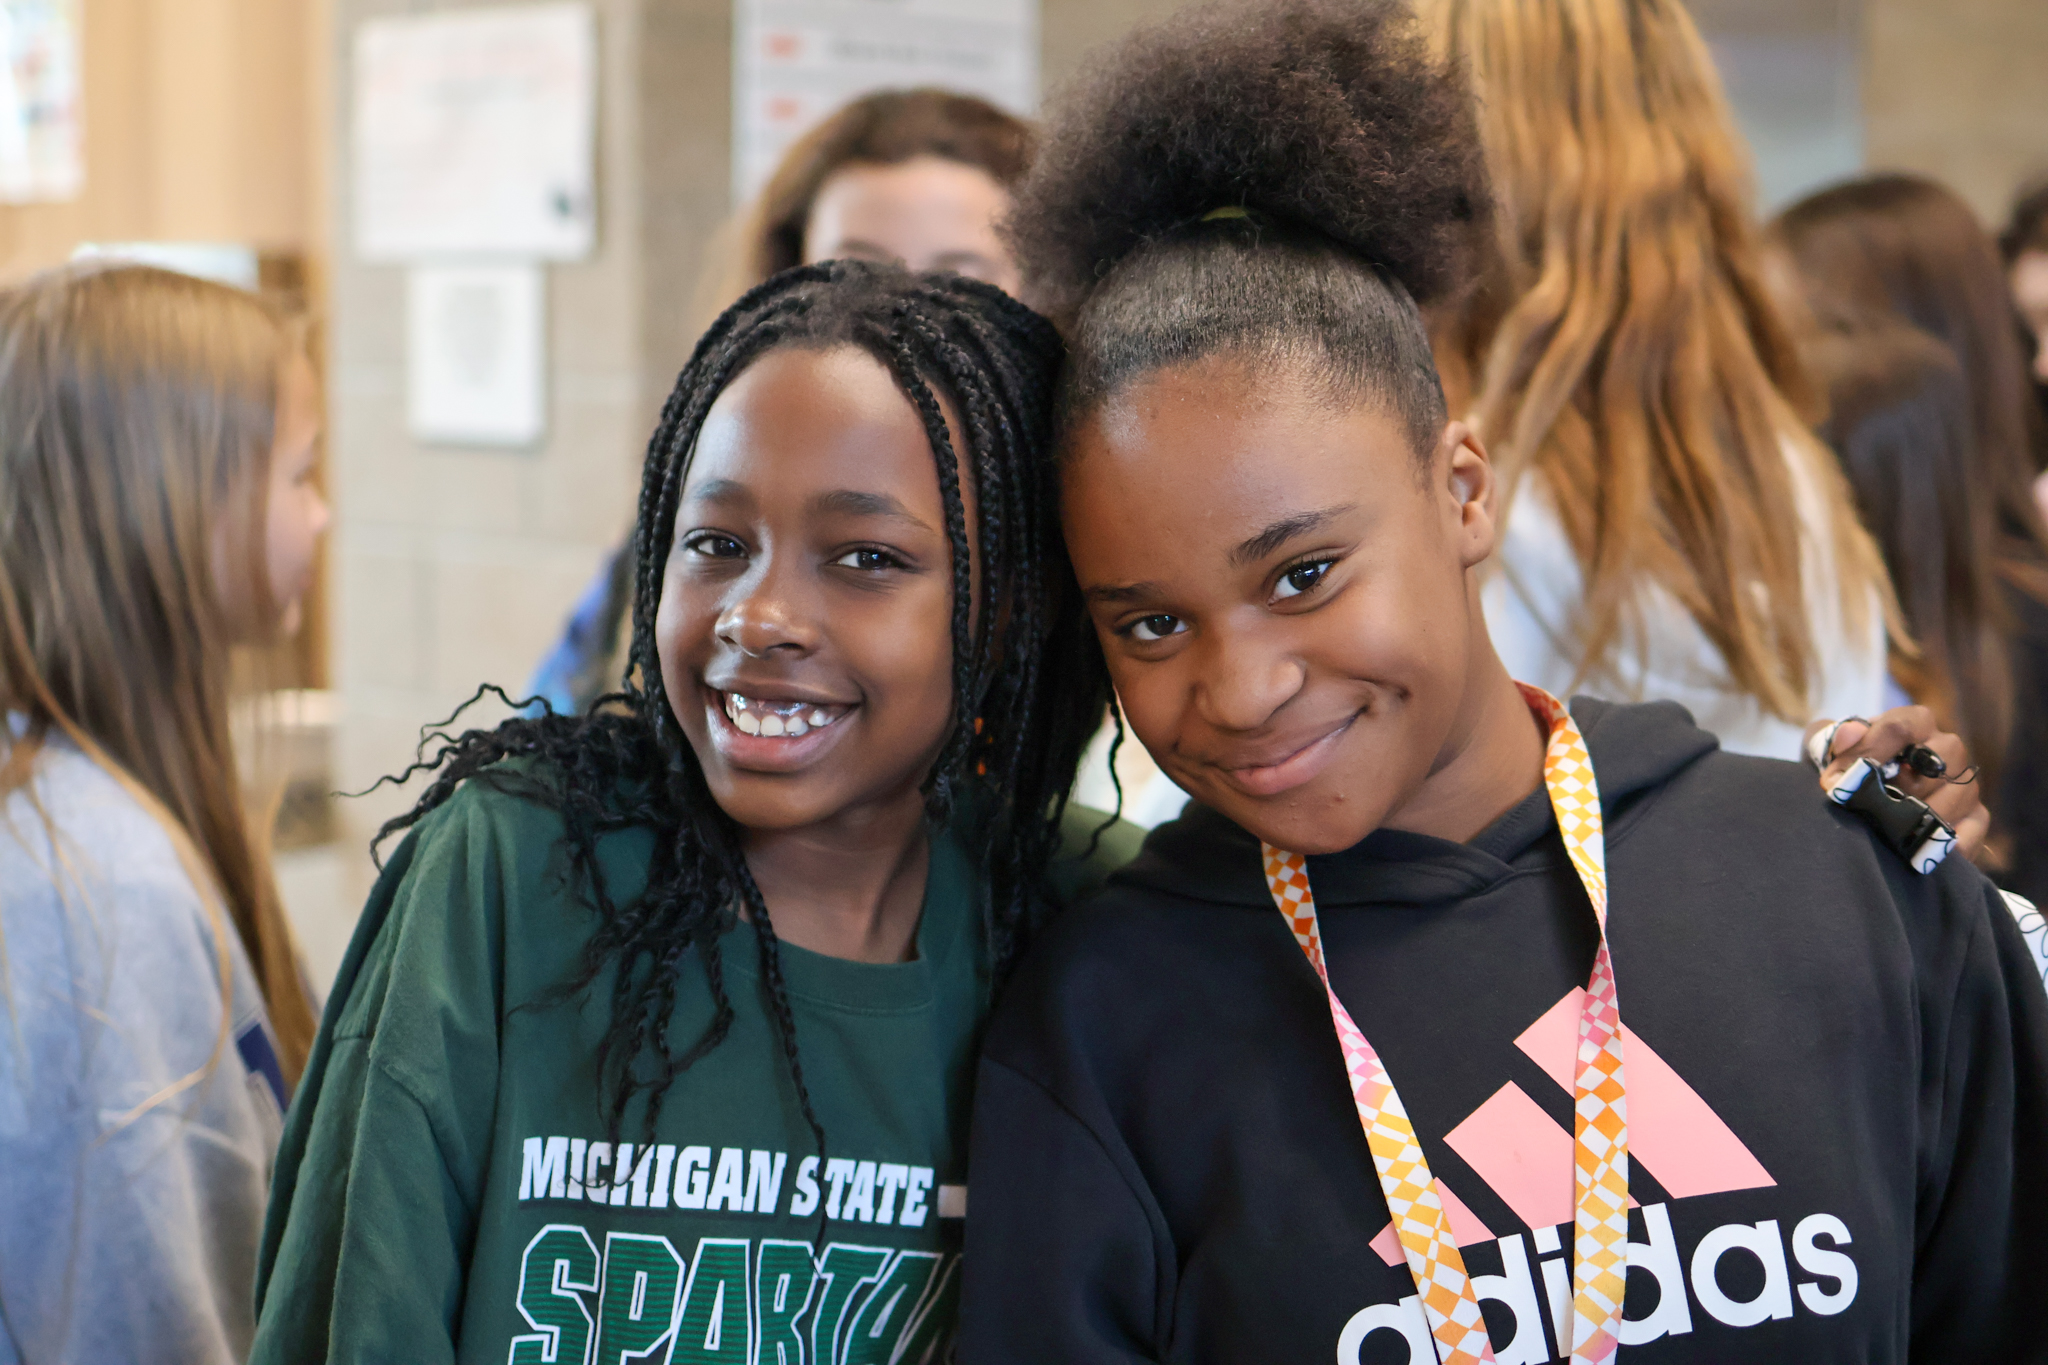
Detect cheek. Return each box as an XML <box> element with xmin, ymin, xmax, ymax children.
<box><xmin>864</xmin><ymin>582</ymin><xmax>960</xmax><ymax>730</ymax></box>
<box><xmin>264</xmin><ymin>491</ymin><xmax>316</xmax><ymax>592</ymax></box>
<box><xmin>653</xmin><ymin>565</ymin><xmax>711</xmax><ymax>704</ymax></box>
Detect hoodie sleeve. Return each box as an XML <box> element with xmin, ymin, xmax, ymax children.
<box><xmin>1908</xmin><ymin>870</ymin><xmax>2048</xmax><ymax>1363</ymax></box>
<box><xmin>959</xmin><ymin>1056</ymin><xmax>1170</xmax><ymax>1364</ymax></box>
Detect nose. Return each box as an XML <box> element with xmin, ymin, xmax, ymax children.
<box><xmin>1190</xmin><ymin>620</ymin><xmax>1304</xmax><ymax>732</ymax></box>
<box><xmin>715</xmin><ymin>559</ymin><xmax>820</xmax><ymax>658</ymax></box>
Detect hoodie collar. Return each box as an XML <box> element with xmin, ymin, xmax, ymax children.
<box><xmin>1108</xmin><ymin>697</ymin><xmax>1720</xmax><ymax>910</ymax></box>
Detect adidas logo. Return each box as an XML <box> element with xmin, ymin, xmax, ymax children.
<box><xmin>1346</xmin><ymin>990</ymin><xmax>1857</xmax><ymax>1364</ymax></box>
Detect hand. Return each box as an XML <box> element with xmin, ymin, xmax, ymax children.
<box><xmin>1803</xmin><ymin>707</ymin><xmax>1988</xmax><ymax>863</ymax></box>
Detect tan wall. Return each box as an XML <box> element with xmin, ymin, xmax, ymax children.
<box><xmin>1864</xmin><ymin>0</ymin><xmax>2048</xmax><ymax>225</ymax></box>
<box><xmin>0</xmin><ymin>0</ymin><xmax>320</xmax><ymax>279</ymax></box>
<box><xmin>325</xmin><ymin>0</ymin><xmax>732</xmax><ymax>902</ymax></box>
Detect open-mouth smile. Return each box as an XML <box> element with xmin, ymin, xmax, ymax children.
<box><xmin>716</xmin><ymin>690</ymin><xmax>853</xmax><ymax>738</ymax></box>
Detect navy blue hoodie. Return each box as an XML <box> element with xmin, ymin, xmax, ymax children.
<box><xmin>960</xmin><ymin>699</ymin><xmax>2048</xmax><ymax>1364</ymax></box>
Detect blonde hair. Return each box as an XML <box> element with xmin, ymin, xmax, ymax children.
<box><xmin>1423</xmin><ymin>0</ymin><xmax>1891</xmax><ymax>718</ymax></box>
<box><xmin>0</xmin><ymin>263</ymin><xmax>316</xmax><ymax>1083</ymax></box>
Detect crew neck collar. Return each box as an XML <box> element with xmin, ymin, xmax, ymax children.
<box><xmin>721</xmin><ymin>823</ymin><xmax>976</xmax><ymax>1013</ymax></box>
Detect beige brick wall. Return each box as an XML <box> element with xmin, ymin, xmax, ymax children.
<box><xmin>1864</xmin><ymin>0</ymin><xmax>2048</xmax><ymax>225</ymax></box>
<box><xmin>327</xmin><ymin>0</ymin><xmax>728</xmax><ymax>910</ymax></box>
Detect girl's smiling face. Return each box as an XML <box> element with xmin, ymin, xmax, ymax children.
<box><xmin>658</xmin><ymin>344</ymin><xmax>977</xmax><ymax>834</ymax></box>
<box><xmin>1063</xmin><ymin>355</ymin><xmax>1500</xmax><ymax>855</ymax></box>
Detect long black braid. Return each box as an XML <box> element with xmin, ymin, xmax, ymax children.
<box><xmin>369</xmin><ymin>261</ymin><xmax>1113</xmax><ymax>1157</ymax></box>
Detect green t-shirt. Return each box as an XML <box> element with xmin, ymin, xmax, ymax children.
<box><xmin>249</xmin><ymin>771</ymin><xmax>1141</xmax><ymax>1365</ymax></box>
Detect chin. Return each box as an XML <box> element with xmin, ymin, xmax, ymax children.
<box><xmin>1197</xmin><ymin>783</ymin><xmax>1391</xmax><ymax>857</ymax></box>
<box><xmin>702</xmin><ymin>771</ymin><xmax>843</xmax><ymax>832</ymax></box>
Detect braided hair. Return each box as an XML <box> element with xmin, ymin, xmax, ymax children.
<box><xmin>371</xmin><ymin>261</ymin><xmax>1111</xmax><ymax>1147</ymax></box>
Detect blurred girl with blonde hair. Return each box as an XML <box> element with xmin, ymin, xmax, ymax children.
<box><xmin>1423</xmin><ymin>0</ymin><xmax>1897</xmax><ymax>759</ymax></box>
<box><xmin>0</xmin><ymin>263</ymin><xmax>327</xmax><ymax>1364</ymax></box>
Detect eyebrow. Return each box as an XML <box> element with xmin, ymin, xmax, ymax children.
<box><xmin>1084</xmin><ymin>580</ymin><xmax>1166</xmax><ymax>607</ymax></box>
<box><xmin>686</xmin><ymin>477</ymin><xmax>751</xmax><ymax>506</ymax></box>
<box><xmin>812</xmin><ymin>488</ymin><xmax>934</xmax><ymax>530</ymax></box>
<box><xmin>1230</xmin><ymin>504</ymin><xmax>1357</xmax><ymax>567</ymax></box>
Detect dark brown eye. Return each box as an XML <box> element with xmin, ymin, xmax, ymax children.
<box><xmin>831</xmin><ymin>547</ymin><xmax>904</xmax><ymax>572</ymax></box>
<box><xmin>1128</xmin><ymin>614</ymin><xmax>1185</xmax><ymax>642</ymax></box>
<box><xmin>1275</xmin><ymin>560</ymin><xmax>1332</xmax><ymax>600</ymax></box>
<box><xmin>684</xmin><ymin>533</ymin><xmax>745</xmax><ymax>559</ymax></box>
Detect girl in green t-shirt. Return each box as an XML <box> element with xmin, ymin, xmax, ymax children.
<box><xmin>250</xmin><ymin>263</ymin><xmax>1134</xmax><ymax>1365</ymax></box>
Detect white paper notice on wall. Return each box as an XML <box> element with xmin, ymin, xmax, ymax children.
<box><xmin>407</xmin><ymin>264</ymin><xmax>546</xmax><ymax>448</ymax></box>
<box><xmin>734</xmin><ymin>0</ymin><xmax>1037</xmax><ymax>202</ymax></box>
<box><xmin>0</xmin><ymin>0</ymin><xmax>81</xmax><ymax>203</ymax></box>
<box><xmin>356</xmin><ymin>3</ymin><xmax>595</xmax><ymax>261</ymax></box>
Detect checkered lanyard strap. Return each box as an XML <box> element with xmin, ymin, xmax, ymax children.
<box><xmin>1260</xmin><ymin>683</ymin><xmax>1629</xmax><ymax>1365</ymax></box>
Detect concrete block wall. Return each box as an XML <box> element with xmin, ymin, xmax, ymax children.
<box><xmin>1864</xmin><ymin>0</ymin><xmax>2048</xmax><ymax>224</ymax></box>
<box><xmin>327</xmin><ymin>0</ymin><xmax>724</xmax><ymax>909</ymax></box>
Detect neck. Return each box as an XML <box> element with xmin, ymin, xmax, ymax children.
<box><xmin>1384</xmin><ymin>639</ymin><xmax>1547</xmax><ymax>845</ymax></box>
<box><xmin>741</xmin><ymin>789</ymin><xmax>932</xmax><ymax>964</ymax></box>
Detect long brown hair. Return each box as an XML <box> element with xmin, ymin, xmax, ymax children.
<box><xmin>0</xmin><ymin>263</ymin><xmax>316</xmax><ymax>1082</ymax></box>
<box><xmin>1775</xmin><ymin>174</ymin><xmax>2048</xmax><ymax>579</ymax></box>
<box><xmin>1806</xmin><ymin>324</ymin><xmax>2014</xmax><ymax>782</ymax></box>
<box><xmin>695</xmin><ymin>88</ymin><xmax>1034</xmax><ymax>325</ymax></box>
<box><xmin>1423</xmin><ymin>0</ymin><xmax>1889</xmax><ymax>718</ymax></box>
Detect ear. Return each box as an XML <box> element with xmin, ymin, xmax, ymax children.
<box><xmin>1437</xmin><ymin>421</ymin><xmax>1498</xmax><ymax>569</ymax></box>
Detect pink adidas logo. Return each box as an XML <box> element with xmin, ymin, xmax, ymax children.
<box><xmin>1367</xmin><ymin>989</ymin><xmax>1775</xmax><ymax>1263</ymax></box>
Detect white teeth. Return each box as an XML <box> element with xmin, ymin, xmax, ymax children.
<box><xmin>722</xmin><ymin>692</ymin><xmax>844</xmax><ymax>738</ymax></box>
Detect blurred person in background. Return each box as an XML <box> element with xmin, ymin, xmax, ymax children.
<box><xmin>2003</xmin><ymin>178</ymin><xmax>2048</xmax><ymax>383</ymax></box>
<box><xmin>1776</xmin><ymin>175</ymin><xmax>2048</xmax><ymax>900</ymax></box>
<box><xmin>0</xmin><ymin>264</ymin><xmax>327</xmax><ymax>1363</ymax></box>
<box><xmin>1421</xmin><ymin>0</ymin><xmax>1897</xmax><ymax>760</ymax></box>
<box><xmin>2001</xmin><ymin>177</ymin><xmax>2048</xmax><ymax>461</ymax></box>
<box><xmin>527</xmin><ymin>89</ymin><xmax>1032</xmax><ymax>718</ymax></box>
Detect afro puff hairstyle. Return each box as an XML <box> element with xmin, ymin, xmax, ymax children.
<box><xmin>1007</xmin><ymin>0</ymin><xmax>1488</xmax><ymax>449</ymax></box>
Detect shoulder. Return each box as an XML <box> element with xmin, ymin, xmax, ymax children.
<box><xmin>1</xmin><ymin>740</ymin><xmax>199</xmax><ymax>898</ymax></box>
<box><xmin>989</xmin><ymin>809</ymin><xmax>1278</xmax><ymax>1061</ymax></box>
<box><xmin>1043</xmin><ymin>801</ymin><xmax>1148</xmax><ymax>906</ymax></box>
<box><xmin>386</xmin><ymin>759</ymin><xmax>658</xmax><ymax>892</ymax></box>
<box><xmin>328</xmin><ymin>760</ymin><xmax>661</xmax><ymax>1034</ymax></box>
<box><xmin>0</xmin><ymin>736</ymin><xmax>214</xmax><ymax>949</ymax></box>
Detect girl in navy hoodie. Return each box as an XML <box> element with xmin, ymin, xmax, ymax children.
<box><xmin>959</xmin><ymin>3</ymin><xmax>2048</xmax><ymax>1362</ymax></box>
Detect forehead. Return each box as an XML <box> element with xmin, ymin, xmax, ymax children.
<box><xmin>1067</xmin><ymin>360</ymin><xmax>1417</xmax><ymax>523</ymax></box>
<box><xmin>809</xmin><ymin>158</ymin><xmax>1008</xmax><ymax>233</ymax></box>
<box><xmin>687</xmin><ymin>345</ymin><xmax>937</xmax><ymax>494</ymax></box>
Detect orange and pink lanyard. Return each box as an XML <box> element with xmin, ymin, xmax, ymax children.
<box><xmin>1261</xmin><ymin>684</ymin><xmax>1628</xmax><ymax>1365</ymax></box>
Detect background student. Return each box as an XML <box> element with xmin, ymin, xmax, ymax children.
<box><xmin>2001</xmin><ymin>178</ymin><xmax>2048</xmax><ymax>396</ymax></box>
<box><xmin>1798</xmin><ymin>320</ymin><xmax>2048</xmax><ymax>910</ymax></box>
<box><xmin>963</xmin><ymin>5</ymin><xmax>2047</xmax><ymax>1361</ymax></box>
<box><xmin>0</xmin><ymin>263</ymin><xmax>326</xmax><ymax>1364</ymax></box>
<box><xmin>1773</xmin><ymin>173</ymin><xmax>2048</xmax><ymax>900</ymax></box>
<box><xmin>1421</xmin><ymin>0</ymin><xmax>1896</xmax><ymax>760</ymax></box>
<box><xmin>527</xmin><ymin>88</ymin><xmax>1033</xmax><ymax>718</ymax></box>
<box><xmin>250</xmin><ymin>264</ymin><xmax>1136</xmax><ymax>1364</ymax></box>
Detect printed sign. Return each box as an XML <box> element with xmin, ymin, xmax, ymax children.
<box><xmin>355</xmin><ymin>3</ymin><xmax>596</xmax><ymax>260</ymax></box>
<box><xmin>733</xmin><ymin>0</ymin><xmax>1037</xmax><ymax>201</ymax></box>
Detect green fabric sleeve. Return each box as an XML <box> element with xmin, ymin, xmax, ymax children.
<box><xmin>249</xmin><ymin>787</ymin><xmax>518</xmax><ymax>1363</ymax></box>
